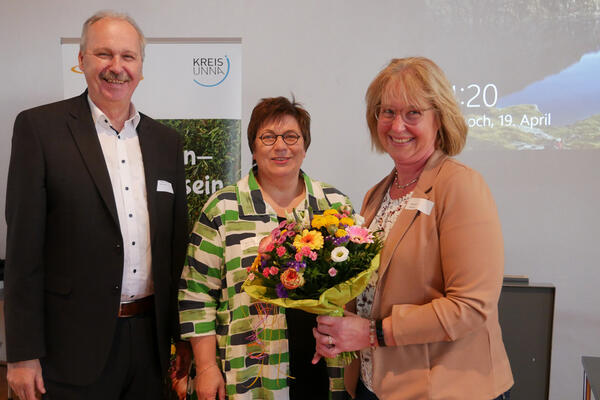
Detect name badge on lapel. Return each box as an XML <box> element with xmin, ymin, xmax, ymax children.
<box><xmin>405</xmin><ymin>198</ymin><xmax>434</xmax><ymax>215</ymax></box>
<box><xmin>156</xmin><ymin>180</ymin><xmax>174</xmax><ymax>194</ymax></box>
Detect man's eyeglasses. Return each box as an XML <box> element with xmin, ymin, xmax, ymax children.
<box><xmin>375</xmin><ymin>105</ymin><xmax>434</xmax><ymax>125</ymax></box>
<box><xmin>258</xmin><ymin>132</ymin><xmax>301</xmax><ymax>146</ymax></box>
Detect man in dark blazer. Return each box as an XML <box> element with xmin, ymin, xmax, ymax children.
<box><xmin>4</xmin><ymin>11</ymin><xmax>188</xmax><ymax>400</ymax></box>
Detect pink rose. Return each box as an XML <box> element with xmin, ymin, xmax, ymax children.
<box><xmin>328</xmin><ymin>267</ymin><xmax>337</xmax><ymax>277</ymax></box>
<box><xmin>276</xmin><ymin>246</ymin><xmax>287</xmax><ymax>257</ymax></box>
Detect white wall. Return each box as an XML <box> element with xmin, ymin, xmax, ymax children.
<box><xmin>1</xmin><ymin>1</ymin><xmax>599</xmax><ymax>398</ymax></box>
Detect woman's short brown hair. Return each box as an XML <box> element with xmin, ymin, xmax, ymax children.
<box><xmin>365</xmin><ymin>57</ymin><xmax>467</xmax><ymax>156</ymax></box>
<box><xmin>247</xmin><ymin>96</ymin><xmax>311</xmax><ymax>153</ymax></box>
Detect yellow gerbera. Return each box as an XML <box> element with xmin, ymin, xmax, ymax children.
<box><xmin>293</xmin><ymin>229</ymin><xmax>324</xmax><ymax>250</ymax></box>
<box><xmin>340</xmin><ymin>217</ymin><xmax>354</xmax><ymax>226</ymax></box>
<box><xmin>323</xmin><ymin>209</ymin><xmax>338</xmax><ymax>216</ymax></box>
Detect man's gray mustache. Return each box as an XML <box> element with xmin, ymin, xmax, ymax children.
<box><xmin>100</xmin><ymin>70</ymin><xmax>131</xmax><ymax>82</ymax></box>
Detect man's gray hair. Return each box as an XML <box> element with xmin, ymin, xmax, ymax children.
<box><xmin>80</xmin><ymin>10</ymin><xmax>146</xmax><ymax>60</ymax></box>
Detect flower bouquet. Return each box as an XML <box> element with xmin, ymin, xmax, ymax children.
<box><xmin>241</xmin><ymin>205</ymin><xmax>382</xmax><ymax>363</ymax></box>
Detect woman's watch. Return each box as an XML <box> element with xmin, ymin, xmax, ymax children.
<box><xmin>376</xmin><ymin>319</ymin><xmax>386</xmax><ymax>347</ymax></box>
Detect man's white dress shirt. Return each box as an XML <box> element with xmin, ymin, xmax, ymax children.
<box><xmin>88</xmin><ymin>97</ymin><xmax>153</xmax><ymax>302</ymax></box>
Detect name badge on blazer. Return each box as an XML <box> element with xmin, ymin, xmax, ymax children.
<box><xmin>156</xmin><ymin>180</ymin><xmax>174</xmax><ymax>194</ymax></box>
<box><xmin>405</xmin><ymin>197</ymin><xmax>434</xmax><ymax>215</ymax></box>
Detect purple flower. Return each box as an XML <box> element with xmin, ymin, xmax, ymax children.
<box><xmin>286</xmin><ymin>260</ymin><xmax>306</xmax><ymax>271</ymax></box>
<box><xmin>276</xmin><ymin>283</ymin><xmax>289</xmax><ymax>298</ymax></box>
<box><xmin>333</xmin><ymin>235</ymin><xmax>350</xmax><ymax>245</ymax></box>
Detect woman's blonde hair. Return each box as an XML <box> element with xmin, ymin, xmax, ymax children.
<box><xmin>365</xmin><ymin>57</ymin><xmax>467</xmax><ymax>156</ymax></box>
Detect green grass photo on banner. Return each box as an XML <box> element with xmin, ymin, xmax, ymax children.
<box><xmin>159</xmin><ymin>118</ymin><xmax>241</xmax><ymax>233</ymax></box>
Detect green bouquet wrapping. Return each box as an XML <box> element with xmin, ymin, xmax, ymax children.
<box><xmin>242</xmin><ymin>253</ymin><xmax>380</xmax><ymax>316</ymax></box>
<box><xmin>241</xmin><ymin>205</ymin><xmax>382</xmax><ymax>364</ymax></box>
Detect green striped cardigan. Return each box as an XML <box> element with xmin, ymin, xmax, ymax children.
<box><xmin>179</xmin><ymin>168</ymin><xmax>352</xmax><ymax>400</ymax></box>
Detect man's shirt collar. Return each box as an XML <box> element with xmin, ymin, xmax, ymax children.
<box><xmin>87</xmin><ymin>95</ymin><xmax>141</xmax><ymax>131</ymax></box>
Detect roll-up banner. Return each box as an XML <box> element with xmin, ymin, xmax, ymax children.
<box><xmin>61</xmin><ymin>38</ymin><xmax>242</xmax><ymax>230</ymax></box>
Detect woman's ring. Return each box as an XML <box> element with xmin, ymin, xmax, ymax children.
<box><xmin>328</xmin><ymin>335</ymin><xmax>333</xmax><ymax>346</ymax></box>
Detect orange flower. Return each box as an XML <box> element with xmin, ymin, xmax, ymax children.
<box><xmin>280</xmin><ymin>268</ymin><xmax>305</xmax><ymax>289</ymax></box>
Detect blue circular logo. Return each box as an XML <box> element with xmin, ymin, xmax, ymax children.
<box><xmin>193</xmin><ymin>55</ymin><xmax>230</xmax><ymax>87</ymax></box>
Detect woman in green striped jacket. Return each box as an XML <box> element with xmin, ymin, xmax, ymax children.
<box><xmin>178</xmin><ymin>96</ymin><xmax>353</xmax><ymax>400</ymax></box>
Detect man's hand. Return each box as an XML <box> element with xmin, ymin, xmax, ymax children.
<box><xmin>170</xmin><ymin>341</ymin><xmax>192</xmax><ymax>399</ymax></box>
<box><xmin>7</xmin><ymin>359</ymin><xmax>46</xmax><ymax>400</ymax></box>
<box><xmin>172</xmin><ymin>341</ymin><xmax>192</xmax><ymax>379</ymax></box>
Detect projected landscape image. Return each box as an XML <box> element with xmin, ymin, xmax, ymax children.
<box><xmin>424</xmin><ymin>0</ymin><xmax>600</xmax><ymax>151</ymax></box>
<box><xmin>466</xmin><ymin>51</ymin><xmax>600</xmax><ymax>150</ymax></box>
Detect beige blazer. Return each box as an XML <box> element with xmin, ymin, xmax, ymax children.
<box><xmin>345</xmin><ymin>151</ymin><xmax>513</xmax><ymax>400</ymax></box>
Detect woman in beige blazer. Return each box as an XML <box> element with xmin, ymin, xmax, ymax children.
<box><xmin>312</xmin><ymin>57</ymin><xmax>513</xmax><ymax>400</ymax></box>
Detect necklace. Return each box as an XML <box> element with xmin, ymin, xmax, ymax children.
<box><xmin>394</xmin><ymin>170</ymin><xmax>419</xmax><ymax>190</ymax></box>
